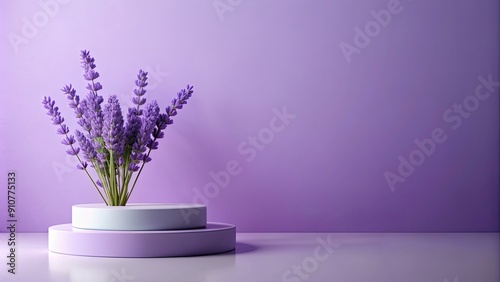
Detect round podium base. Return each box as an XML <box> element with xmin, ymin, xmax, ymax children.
<box><xmin>72</xmin><ymin>203</ymin><xmax>206</xmax><ymax>231</ymax></box>
<box><xmin>48</xmin><ymin>222</ymin><xmax>236</xmax><ymax>258</ymax></box>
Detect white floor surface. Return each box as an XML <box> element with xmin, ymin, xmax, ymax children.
<box><xmin>0</xmin><ymin>232</ymin><xmax>498</xmax><ymax>282</ymax></box>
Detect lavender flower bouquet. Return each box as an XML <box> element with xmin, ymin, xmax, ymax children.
<box><xmin>42</xmin><ymin>50</ymin><xmax>194</xmax><ymax>206</ymax></box>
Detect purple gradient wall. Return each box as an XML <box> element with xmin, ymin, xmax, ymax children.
<box><xmin>0</xmin><ymin>0</ymin><xmax>498</xmax><ymax>232</ymax></box>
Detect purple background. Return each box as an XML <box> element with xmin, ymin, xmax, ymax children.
<box><xmin>0</xmin><ymin>0</ymin><xmax>498</xmax><ymax>232</ymax></box>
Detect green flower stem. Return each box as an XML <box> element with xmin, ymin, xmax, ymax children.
<box><xmin>122</xmin><ymin>161</ymin><xmax>138</xmax><ymax>204</ymax></box>
<box><xmin>109</xmin><ymin>151</ymin><xmax>117</xmax><ymax>205</ymax></box>
<box><xmin>81</xmin><ymin>159</ymin><xmax>108</xmax><ymax>206</ymax></box>
<box><xmin>64</xmin><ymin>132</ymin><xmax>108</xmax><ymax>205</ymax></box>
<box><xmin>94</xmin><ymin>162</ymin><xmax>111</xmax><ymax>205</ymax></box>
<box><xmin>116</xmin><ymin>169</ymin><xmax>122</xmax><ymax>201</ymax></box>
<box><xmin>126</xmin><ymin>143</ymin><xmax>156</xmax><ymax>201</ymax></box>
<box><xmin>84</xmin><ymin>173</ymin><xmax>108</xmax><ymax>205</ymax></box>
<box><xmin>118</xmin><ymin>160</ymin><xmax>131</xmax><ymax>206</ymax></box>
<box><xmin>77</xmin><ymin>158</ymin><xmax>108</xmax><ymax>206</ymax></box>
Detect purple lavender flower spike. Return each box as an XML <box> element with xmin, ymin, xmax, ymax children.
<box><xmin>136</xmin><ymin>70</ymin><xmax>148</xmax><ymax>88</ymax></box>
<box><xmin>42</xmin><ymin>96</ymin><xmax>81</xmax><ymax>157</ymax></box>
<box><xmin>80</xmin><ymin>50</ymin><xmax>103</xmax><ymax>96</ymax></box>
<box><xmin>130</xmin><ymin>100</ymin><xmax>159</xmax><ymax>163</ymax></box>
<box><xmin>145</xmin><ymin>86</ymin><xmax>194</xmax><ymax>152</ymax></box>
<box><xmin>61</xmin><ymin>84</ymin><xmax>83</xmax><ymax>121</ymax></box>
<box><xmin>80</xmin><ymin>50</ymin><xmax>97</xmax><ymax>71</ymax></box>
<box><xmin>75</xmin><ymin>50</ymin><xmax>105</xmax><ymax>141</ymax></box>
<box><xmin>83</xmin><ymin>92</ymin><xmax>104</xmax><ymax>140</ymax></box>
<box><xmin>75</xmin><ymin>130</ymin><xmax>98</xmax><ymax>163</ymax></box>
<box><xmin>166</xmin><ymin>85</ymin><xmax>194</xmax><ymax>118</ymax></box>
<box><xmin>61</xmin><ymin>84</ymin><xmax>80</xmax><ymax>110</ymax></box>
<box><xmin>103</xmin><ymin>95</ymin><xmax>125</xmax><ymax>158</ymax></box>
<box><xmin>124</xmin><ymin>108</ymin><xmax>142</xmax><ymax>147</ymax></box>
<box><xmin>146</xmin><ymin>114</ymin><xmax>167</xmax><ymax>151</ymax></box>
<box><xmin>76</xmin><ymin>100</ymin><xmax>92</xmax><ymax>133</ymax></box>
<box><xmin>140</xmin><ymin>100</ymin><xmax>160</xmax><ymax>143</ymax></box>
<box><xmin>132</xmin><ymin>69</ymin><xmax>148</xmax><ymax>107</ymax></box>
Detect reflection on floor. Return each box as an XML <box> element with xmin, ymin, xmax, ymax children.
<box><xmin>0</xmin><ymin>232</ymin><xmax>498</xmax><ymax>282</ymax></box>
